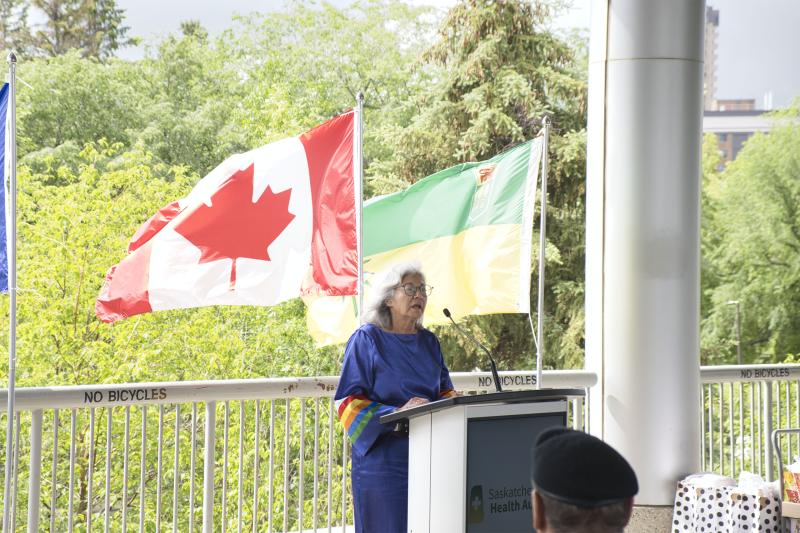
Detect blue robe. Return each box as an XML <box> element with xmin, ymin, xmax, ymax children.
<box><xmin>335</xmin><ymin>323</ymin><xmax>456</xmax><ymax>533</ymax></box>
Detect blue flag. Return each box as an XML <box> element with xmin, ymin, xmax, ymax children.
<box><xmin>0</xmin><ymin>83</ymin><xmax>8</xmax><ymax>292</ymax></box>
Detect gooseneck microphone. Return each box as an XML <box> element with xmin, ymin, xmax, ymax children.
<box><xmin>443</xmin><ymin>308</ymin><xmax>503</xmax><ymax>392</ymax></box>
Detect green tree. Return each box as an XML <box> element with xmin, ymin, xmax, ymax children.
<box><xmin>0</xmin><ymin>0</ymin><xmax>32</xmax><ymax>55</ymax></box>
<box><xmin>379</xmin><ymin>0</ymin><xmax>588</xmax><ymax>370</ymax></box>
<box><xmin>6</xmin><ymin>141</ymin><xmax>344</xmax><ymax>387</ymax></box>
<box><xmin>17</xmin><ymin>1</ymin><xmax>435</xmax><ymax>177</ymax></box>
<box><xmin>699</xmin><ymin>132</ymin><xmax>727</xmax><ymax>363</ymax></box>
<box><xmin>81</xmin><ymin>0</ymin><xmax>136</xmax><ymax>60</ymax></box>
<box><xmin>29</xmin><ymin>0</ymin><xmax>135</xmax><ymax>59</ymax></box>
<box><xmin>701</xmin><ymin>108</ymin><xmax>800</xmax><ymax>363</ymax></box>
<box><xmin>3</xmin><ymin>141</ymin><xmax>349</xmax><ymax>529</ymax></box>
<box><xmin>134</xmin><ymin>22</ymin><xmax>249</xmax><ymax>174</ymax></box>
<box><xmin>16</xmin><ymin>50</ymin><xmax>146</xmax><ymax>155</ymax></box>
<box><xmin>179</xmin><ymin>19</ymin><xmax>208</xmax><ymax>41</ymax></box>
<box><xmin>379</xmin><ymin>0</ymin><xmax>585</xmax><ymax>183</ymax></box>
<box><xmin>7</xmin><ymin>0</ymin><xmax>593</xmax><ymax>383</ymax></box>
<box><xmin>227</xmin><ymin>0</ymin><xmax>435</xmax><ymax>169</ymax></box>
<box><xmin>16</xmin><ymin>27</ymin><xmax>244</xmax><ymax>174</ymax></box>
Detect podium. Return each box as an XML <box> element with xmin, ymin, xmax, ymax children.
<box><xmin>381</xmin><ymin>389</ymin><xmax>585</xmax><ymax>533</ymax></box>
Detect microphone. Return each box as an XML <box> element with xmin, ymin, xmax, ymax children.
<box><xmin>443</xmin><ymin>308</ymin><xmax>503</xmax><ymax>392</ymax></box>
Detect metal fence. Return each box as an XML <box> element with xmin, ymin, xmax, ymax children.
<box><xmin>700</xmin><ymin>363</ymin><xmax>800</xmax><ymax>481</ymax></box>
<box><xmin>6</xmin><ymin>363</ymin><xmax>797</xmax><ymax>532</ymax></box>
<box><xmin>0</xmin><ymin>370</ymin><xmax>594</xmax><ymax>533</ymax></box>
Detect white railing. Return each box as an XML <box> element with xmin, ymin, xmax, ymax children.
<box><xmin>700</xmin><ymin>363</ymin><xmax>800</xmax><ymax>481</ymax></box>
<box><xmin>7</xmin><ymin>363</ymin><xmax>796</xmax><ymax>532</ymax></box>
<box><xmin>0</xmin><ymin>370</ymin><xmax>594</xmax><ymax>532</ymax></box>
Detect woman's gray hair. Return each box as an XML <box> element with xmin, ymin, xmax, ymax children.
<box><xmin>363</xmin><ymin>261</ymin><xmax>426</xmax><ymax>330</ymax></box>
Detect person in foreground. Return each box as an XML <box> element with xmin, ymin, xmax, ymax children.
<box><xmin>531</xmin><ymin>428</ymin><xmax>639</xmax><ymax>533</ymax></box>
<box><xmin>334</xmin><ymin>262</ymin><xmax>457</xmax><ymax>533</ymax></box>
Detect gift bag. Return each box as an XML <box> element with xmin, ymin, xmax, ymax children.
<box><xmin>725</xmin><ymin>472</ymin><xmax>781</xmax><ymax>533</ymax></box>
<box><xmin>673</xmin><ymin>474</ymin><xmax>736</xmax><ymax>532</ymax></box>
<box><xmin>727</xmin><ymin>492</ymin><xmax>780</xmax><ymax>532</ymax></box>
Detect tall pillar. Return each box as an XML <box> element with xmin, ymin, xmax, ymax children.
<box><xmin>585</xmin><ymin>0</ymin><xmax>704</xmax><ymax>506</ymax></box>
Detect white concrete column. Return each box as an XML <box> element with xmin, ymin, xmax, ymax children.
<box><xmin>586</xmin><ymin>0</ymin><xmax>704</xmax><ymax>505</ymax></box>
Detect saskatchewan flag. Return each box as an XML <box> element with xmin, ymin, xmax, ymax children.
<box><xmin>306</xmin><ymin>136</ymin><xmax>544</xmax><ymax>345</ymax></box>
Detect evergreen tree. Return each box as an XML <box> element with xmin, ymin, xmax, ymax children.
<box><xmin>381</xmin><ymin>0</ymin><xmax>585</xmax><ymax>182</ymax></box>
<box><xmin>30</xmin><ymin>0</ymin><xmax>135</xmax><ymax>59</ymax></box>
<box><xmin>0</xmin><ymin>0</ymin><xmax>32</xmax><ymax>55</ymax></box>
<box><xmin>378</xmin><ymin>0</ymin><xmax>588</xmax><ymax>370</ymax></box>
<box><xmin>82</xmin><ymin>0</ymin><xmax>135</xmax><ymax>60</ymax></box>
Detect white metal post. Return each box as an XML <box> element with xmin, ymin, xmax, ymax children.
<box><xmin>2</xmin><ymin>51</ymin><xmax>18</xmax><ymax>533</ymax></box>
<box><xmin>26</xmin><ymin>410</ymin><xmax>42</xmax><ymax>533</ymax></box>
<box><xmin>137</xmin><ymin>406</ymin><xmax>147</xmax><ymax>533</ymax></box>
<box><xmin>202</xmin><ymin>401</ymin><xmax>216</xmax><ymax>533</ymax></box>
<box><xmin>764</xmin><ymin>383</ymin><xmax>774</xmax><ymax>480</ymax></box>
<box><xmin>355</xmin><ymin>93</ymin><xmax>365</xmax><ymax>322</ymax></box>
<box><xmin>88</xmin><ymin>408</ymin><xmax>95</xmax><ymax>532</ymax></box>
<box><xmin>536</xmin><ymin>118</ymin><xmax>550</xmax><ymax>389</ymax></box>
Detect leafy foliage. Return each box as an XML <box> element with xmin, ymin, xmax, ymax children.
<box><xmin>379</xmin><ymin>0</ymin><xmax>585</xmax><ymax>183</ymax></box>
<box><xmin>0</xmin><ymin>0</ymin><xmax>31</xmax><ymax>55</ymax></box>
<box><xmin>7</xmin><ymin>0</ymin><xmax>439</xmax><ymax>388</ymax></box>
<box><xmin>227</xmin><ymin>0</ymin><xmax>436</xmax><ymax>180</ymax></box>
<box><xmin>701</xmin><ymin>108</ymin><xmax>800</xmax><ymax>364</ymax></box>
<box><xmin>16</xmin><ymin>51</ymin><xmax>146</xmax><ymax>153</ymax></box>
<box><xmin>3</xmin><ymin>0</ymin><xmax>597</xmax><ymax>387</ymax></box>
<box><xmin>382</xmin><ymin>0</ymin><xmax>588</xmax><ymax>371</ymax></box>
<box><xmin>10</xmin><ymin>0</ymin><xmax>137</xmax><ymax>59</ymax></box>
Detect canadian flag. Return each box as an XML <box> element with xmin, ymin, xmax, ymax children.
<box><xmin>96</xmin><ymin>111</ymin><xmax>358</xmax><ymax>323</ymax></box>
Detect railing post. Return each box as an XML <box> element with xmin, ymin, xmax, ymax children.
<box><xmin>699</xmin><ymin>385</ymin><xmax>706</xmax><ymax>471</ymax></box>
<box><xmin>26</xmin><ymin>410</ymin><xmax>42</xmax><ymax>533</ymax></box>
<box><xmin>571</xmin><ymin>398</ymin><xmax>582</xmax><ymax>430</ymax></box>
<box><xmin>202</xmin><ymin>401</ymin><xmax>216</xmax><ymax>533</ymax></box>
<box><xmin>138</xmin><ymin>406</ymin><xmax>147</xmax><ymax>533</ymax></box>
<box><xmin>764</xmin><ymin>382</ymin><xmax>774</xmax><ymax>480</ymax></box>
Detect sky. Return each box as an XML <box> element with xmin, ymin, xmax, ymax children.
<box><xmin>116</xmin><ymin>0</ymin><xmax>800</xmax><ymax>109</ymax></box>
<box><xmin>706</xmin><ymin>0</ymin><xmax>799</xmax><ymax>108</ymax></box>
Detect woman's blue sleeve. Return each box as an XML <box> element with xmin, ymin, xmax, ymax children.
<box><xmin>334</xmin><ymin>330</ymin><xmax>396</xmax><ymax>456</ymax></box>
<box><xmin>434</xmin><ymin>335</ymin><xmax>457</xmax><ymax>398</ymax></box>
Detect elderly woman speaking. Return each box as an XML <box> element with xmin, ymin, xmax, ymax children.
<box><xmin>334</xmin><ymin>262</ymin><xmax>457</xmax><ymax>533</ymax></box>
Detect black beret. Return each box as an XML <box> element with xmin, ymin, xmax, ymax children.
<box><xmin>531</xmin><ymin>428</ymin><xmax>638</xmax><ymax>507</ymax></box>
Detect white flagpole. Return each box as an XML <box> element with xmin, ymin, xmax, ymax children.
<box><xmin>2</xmin><ymin>51</ymin><xmax>18</xmax><ymax>533</ymax></box>
<box><xmin>355</xmin><ymin>93</ymin><xmax>365</xmax><ymax>323</ymax></box>
<box><xmin>535</xmin><ymin>117</ymin><xmax>550</xmax><ymax>390</ymax></box>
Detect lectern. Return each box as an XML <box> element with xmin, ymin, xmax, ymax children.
<box><xmin>381</xmin><ymin>389</ymin><xmax>585</xmax><ymax>533</ymax></box>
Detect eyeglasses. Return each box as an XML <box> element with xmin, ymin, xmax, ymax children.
<box><xmin>397</xmin><ymin>283</ymin><xmax>433</xmax><ymax>297</ymax></box>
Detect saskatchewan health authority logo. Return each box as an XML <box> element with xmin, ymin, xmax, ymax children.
<box><xmin>468</xmin><ymin>485</ymin><xmax>484</xmax><ymax>524</ymax></box>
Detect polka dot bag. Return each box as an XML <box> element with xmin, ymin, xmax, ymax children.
<box><xmin>725</xmin><ymin>472</ymin><xmax>781</xmax><ymax>533</ymax></box>
<box><xmin>673</xmin><ymin>474</ymin><xmax>736</xmax><ymax>532</ymax></box>
<box><xmin>726</xmin><ymin>491</ymin><xmax>780</xmax><ymax>532</ymax></box>
<box><xmin>673</xmin><ymin>473</ymin><xmax>782</xmax><ymax>532</ymax></box>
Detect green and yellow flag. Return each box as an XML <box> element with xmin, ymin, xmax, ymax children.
<box><xmin>306</xmin><ymin>136</ymin><xmax>544</xmax><ymax>344</ymax></box>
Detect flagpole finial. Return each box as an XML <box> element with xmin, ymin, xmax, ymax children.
<box><xmin>357</xmin><ymin>91</ymin><xmax>364</xmax><ymax>104</ymax></box>
<box><xmin>7</xmin><ymin>51</ymin><xmax>17</xmax><ymax>64</ymax></box>
<box><xmin>541</xmin><ymin>115</ymin><xmax>551</xmax><ymax>127</ymax></box>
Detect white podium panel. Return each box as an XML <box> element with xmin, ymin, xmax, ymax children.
<box><xmin>408</xmin><ymin>411</ymin><xmax>432</xmax><ymax>532</ymax></box>
<box><xmin>384</xmin><ymin>389</ymin><xmax>582</xmax><ymax>533</ymax></box>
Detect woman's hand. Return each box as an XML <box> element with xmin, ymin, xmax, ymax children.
<box><xmin>398</xmin><ymin>397</ymin><xmax>430</xmax><ymax>411</ymax></box>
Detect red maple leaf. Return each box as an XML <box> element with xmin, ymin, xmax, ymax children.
<box><xmin>173</xmin><ymin>164</ymin><xmax>296</xmax><ymax>290</ymax></box>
